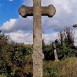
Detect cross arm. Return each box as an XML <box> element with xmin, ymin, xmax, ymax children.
<box><xmin>19</xmin><ymin>5</ymin><xmax>56</xmax><ymax>18</ymax></box>
<box><xmin>19</xmin><ymin>5</ymin><xmax>33</xmax><ymax>18</ymax></box>
<box><xmin>42</xmin><ymin>5</ymin><xmax>56</xmax><ymax>17</ymax></box>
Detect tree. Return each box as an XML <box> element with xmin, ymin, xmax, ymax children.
<box><xmin>56</xmin><ymin>28</ymin><xmax>75</xmax><ymax>59</ymax></box>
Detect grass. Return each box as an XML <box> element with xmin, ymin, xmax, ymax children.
<box><xmin>44</xmin><ymin>57</ymin><xmax>77</xmax><ymax>77</ymax></box>
<box><xmin>0</xmin><ymin>57</ymin><xmax>77</xmax><ymax>77</ymax></box>
<box><xmin>0</xmin><ymin>74</ymin><xmax>6</xmax><ymax>77</ymax></box>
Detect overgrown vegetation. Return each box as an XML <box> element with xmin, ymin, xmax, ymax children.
<box><xmin>44</xmin><ymin>57</ymin><xmax>77</xmax><ymax>77</ymax></box>
<box><xmin>0</xmin><ymin>28</ymin><xmax>77</xmax><ymax>77</ymax></box>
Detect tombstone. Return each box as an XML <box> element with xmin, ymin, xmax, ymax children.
<box><xmin>19</xmin><ymin>0</ymin><xmax>56</xmax><ymax>77</ymax></box>
<box><xmin>52</xmin><ymin>42</ymin><xmax>59</xmax><ymax>61</ymax></box>
<box><xmin>60</xmin><ymin>31</ymin><xmax>64</xmax><ymax>46</ymax></box>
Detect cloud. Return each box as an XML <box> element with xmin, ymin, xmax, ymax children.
<box><xmin>6</xmin><ymin>30</ymin><xmax>77</xmax><ymax>45</ymax></box>
<box><xmin>43</xmin><ymin>32</ymin><xmax>59</xmax><ymax>44</ymax></box>
<box><xmin>1</xmin><ymin>17</ymin><xmax>33</xmax><ymax>33</ymax></box>
<box><xmin>1</xmin><ymin>19</ymin><xmax>17</xmax><ymax>32</ymax></box>
<box><xmin>7</xmin><ymin>31</ymin><xmax>33</xmax><ymax>44</ymax></box>
<box><xmin>6</xmin><ymin>31</ymin><xmax>59</xmax><ymax>44</ymax></box>
<box><xmin>0</xmin><ymin>0</ymin><xmax>77</xmax><ymax>45</ymax></box>
<box><xmin>42</xmin><ymin>0</ymin><xmax>77</xmax><ymax>31</ymax></box>
<box><xmin>23</xmin><ymin>0</ymin><xmax>77</xmax><ymax>31</ymax></box>
<box><xmin>1</xmin><ymin>0</ymin><xmax>77</xmax><ymax>33</ymax></box>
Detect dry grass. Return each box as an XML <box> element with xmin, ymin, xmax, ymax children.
<box><xmin>44</xmin><ymin>57</ymin><xmax>77</xmax><ymax>77</ymax></box>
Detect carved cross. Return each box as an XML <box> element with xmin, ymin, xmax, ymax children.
<box><xmin>19</xmin><ymin>0</ymin><xmax>56</xmax><ymax>77</ymax></box>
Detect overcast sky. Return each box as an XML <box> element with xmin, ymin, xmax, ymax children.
<box><xmin>0</xmin><ymin>0</ymin><xmax>77</xmax><ymax>45</ymax></box>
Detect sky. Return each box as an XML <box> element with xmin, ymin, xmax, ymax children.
<box><xmin>0</xmin><ymin>0</ymin><xmax>77</xmax><ymax>45</ymax></box>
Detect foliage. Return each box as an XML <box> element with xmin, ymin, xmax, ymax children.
<box><xmin>42</xmin><ymin>40</ymin><xmax>54</xmax><ymax>60</ymax></box>
<box><xmin>56</xmin><ymin>28</ymin><xmax>76</xmax><ymax>59</ymax></box>
<box><xmin>0</xmin><ymin>31</ymin><xmax>33</xmax><ymax>76</ymax></box>
<box><xmin>44</xmin><ymin>57</ymin><xmax>77</xmax><ymax>77</ymax></box>
<box><xmin>0</xmin><ymin>29</ymin><xmax>77</xmax><ymax>77</ymax></box>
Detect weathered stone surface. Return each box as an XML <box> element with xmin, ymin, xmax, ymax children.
<box><xmin>19</xmin><ymin>5</ymin><xmax>33</xmax><ymax>17</ymax></box>
<box><xmin>52</xmin><ymin>42</ymin><xmax>59</xmax><ymax>61</ymax></box>
<box><xmin>42</xmin><ymin>5</ymin><xmax>56</xmax><ymax>17</ymax></box>
<box><xmin>19</xmin><ymin>0</ymin><xmax>56</xmax><ymax>77</ymax></box>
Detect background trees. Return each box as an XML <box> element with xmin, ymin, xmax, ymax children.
<box><xmin>57</xmin><ymin>28</ymin><xmax>76</xmax><ymax>59</ymax></box>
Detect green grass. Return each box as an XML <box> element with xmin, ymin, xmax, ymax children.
<box><xmin>0</xmin><ymin>74</ymin><xmax>6</xmax><ymax>77</ymax></box>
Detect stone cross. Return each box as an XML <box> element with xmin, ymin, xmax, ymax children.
<box><xmin>52</xmin><ymin>42</ymin><xmax>59</xmax><ymax>61</ymax></box>
<box><xmin>19</xmin><ymin>0</ymin><xmax>56</xmax><ymax>77</ymax></box>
